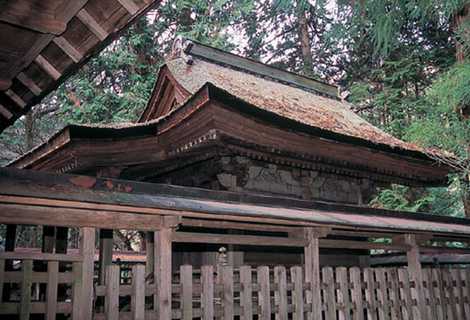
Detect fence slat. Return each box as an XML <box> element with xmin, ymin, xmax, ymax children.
<box><xmin>452</xmin><ymin>268</ymin><xmax>465</xmax><ymax>320</ymax></box>
<box><xmin>397</xmin><ymin>268</ymin><xmax>412</xmax><ymax>320</ymax></box>
<box><xmin>46</xmin><ymin>261</ymin><xmax>59</xmax><ymax>320</ymax></box>
<box><xmin>387</xmin><ymin>268</ymin><xmax>400</xmax><ymax>320</ymax></box>
<box><xmin>274</xmin><ymin>266</ymin><xmax>287</xmax><ymax>320</ymax></box>
<box><xmin>20</xmin><ymin>259</ymin><xmax>33</xmax><ymax>320</ymax></box>
<box><xmin>201</xmin><ymin>265</ymin><xmax>214</xmax><ymax>320</ymax></box>
<box><xmin>181</xmin><ymin>265</ymin><xmax>193</xmax><ymax>320</ymax></box>
<box><xmin>323</xmin><ymin>267</ymin><xmax>336</xmax><ymax>320</ymax></box>
<box><xmin>337</xmin><ymin>267</ymin><xmax>351</xmax><ymax>320</ymax></box>
<box><xmin>443</xmin><ymin>268</ymin><xmax>458</xmax><ymax>320</ymax></box>
<box><xmin>240</xmin><ymin>266</ymin><xmax>253</xmax><ymax>320</ymax></box>
<box><xmin>132</xmin><ymin>265</ymin><xmax>145</xmax><ymax>320</ymax></box>
<box><xmin>258</xmin><ymin>266</ymin><xmax>271</xmax><ymax>320</ymax></box>
<box><xmin>462</xmin><ymin>269</ymin><xmax>470</xmax><ymax>318</ymax></box>
<box><xmin>72</xmin><ymin>262</ymin><xmax>82</xmax><ymax>319</ymax></box>
<box><xmin>424</xmin><ymin>269</ymin><xmax>438</xmax><ymax>320</ymax></box>
<box><xmin>350</xmin><ymin>267</ymin><xmax>364</xmax><ymax>320</ymax></box>
<box><xmin>105</xmin><ymin>265</ymin><xmax>120</xmax><ymax>320</ymax></box>
<box><xmin>222</xmin><ymin>266</ymin><xmax>234</xmax><ymax>319</ymax></box>
<box><xmin>375</xmin><ymin>268</ymin><xmax>390</xmax><ymax>320</ymax></box>
<box><xmin>364</xmin><ymin>268</ymin><xmax>378</xmax><ymax>320</ymax></box>
<box><xmin>291</xmin><ymin>266</ymin><xmax>304</xmax><ymax>320</ymax></box>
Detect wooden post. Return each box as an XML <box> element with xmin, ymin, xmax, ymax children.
<box><xmin>154</xmin><ymin>226</ymin><xmax>172</xmax><ymax>319</ymax></box>
<box><xmin>145</xmin><ymin>231</ymin><xmax>154</xmax><ymax>279</ymax></box>
<box><xmin>79</xmin><ymin>227</ymin><xmax>95</xmax><ymax>320</ymax></box>
<box><xmin>99</xmin><ymin>229</ymin><xmax>113</xmax><ymax>284</ymax></box>
<box><xmin>405</xmin><ymin>234</ymin><xmax>427</xmax><ymax>320</ymax></box>
<box><xmin>4</xmin><ymin>224</ymin><xmax>16</xmax><ymax>300</ymax></box>
<box><xmin>20</xmin><ymin>259</ymin><xmax>33</xmax><ymax>320</ymax></box>
<box><xmin>132</xmin><ymin>265</ymin><xmax>146</xmax><ymax>320</ymax></box>
<box><xmin>304</xmin><ymin>228</ymin><xmax>324</xmax><ymax>320</ymax></box>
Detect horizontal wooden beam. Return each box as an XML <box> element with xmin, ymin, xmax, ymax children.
<box><xmin>0</xmin><ymin>251</ymin><xmax>82</xmax><ymax>262</ymax></box>
<box><xmin>319</xmin><ymin>239</ymin><xmax>410</xmax><ymax>251</ymax></box>
<box><xmin>35</xmin><ymin>55</ymin><xmax>61</xmax><ymax>80</ymax></box>
<box><xmin>53</xmin><ymin>37</ymin><xmax>83</xmax><ymax>63</ymax></box>
<box><xmin>76</xmin><ymin>9</ymin><xmax>108</xmax><ymax>41</ymax></box>
<box><xmin>0</xmin><ymin>4</ymin><xmax>67</xmax><ymax>35</ymax></box>
<box><xmin>181</xmin><ymin>218</ymin><xmax>300</xmax><ymax>233</ymax></box>
<box><xmin>116</xmin><ymin>0</ymin><xmax>140</xmax><ymax>15</ymax></box>
<box><xmin>173</xmin><ymin>232</ymin><xmax>308</xmax><ymax>247</ymax></box>
<box><xmin>0</xmin><ymin>203</ymin><xmax>164</xmax><ymax>231</ymax></box>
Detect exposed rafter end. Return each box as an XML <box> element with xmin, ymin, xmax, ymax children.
<box><xmin>53</xmin><ymin>37</ymin><xmax>83</xmax><ymax>63</ymax></box>
<box><xmin>116</xmin><ymin>0</ymin><xmax>140</xmax><ymax>15</ymax></box>
<box><xmin>77</xmin><ymin>9</ymin><xmax>108</xmax><ymax>41</ymax></box>
<box><xmin>17</xmin><ymin>72</ymin><xmax>42</xmax><ymax>96</ymax></box>
<box><xmin>0</xmin><ymin>103</ymin><xmax>13</xmax><ymax>120</ymax></box>
<box><xmin>0</xmin><ymin>79</ymin><xmax>12</xmax><ymax>91</ymax></box>
<box><xmin>35</xmin><ymin>55</ymin><xmax>61</xmax><ymax>81</ymax></box>
<box><xmin>5</xmin><ymin>89</ymin><xmax>26</xmax><ymax>109</ymax></box>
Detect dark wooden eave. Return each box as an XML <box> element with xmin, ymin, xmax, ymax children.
<box><xmin>0</xmin><ymin>0</ymin><xmax>160</xmax><ymax>133</ymax></box>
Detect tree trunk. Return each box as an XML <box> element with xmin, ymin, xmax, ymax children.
<box><xmin>453</xmin><ymin>3</ymin><xmax>470</xmax><ymax>62</ymax></box>
<box><xmin>297</xmin><ymin>2</ymin><xmax>313</xmax><ymax>77</ymax></box>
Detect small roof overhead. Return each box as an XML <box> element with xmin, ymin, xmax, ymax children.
<box><xmin>0</xmin><ymin>0</ymin><xmax>160</xmax><ymax>134</ymax></box>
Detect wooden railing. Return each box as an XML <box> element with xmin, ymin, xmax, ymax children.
<box><xmin>0</xmin><ymin>252</ymin><xmax>83</xmax><ymax>319</ymax></box>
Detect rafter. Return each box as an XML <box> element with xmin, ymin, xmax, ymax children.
<box><xmin>76</xmin><ymin>9</ymin><xmax>108</xmax><ymax>41</ymax></box>
<box><xmin>0</xmin><ymin>79</ymin><xmax>12</xmax><ymax>91</ymax></box>
<box><xmin>116</xmin><ymin>0</ymin><xmax>140</xmax><ymax>15</ymax></box>
<box><xmin>17</xmin><ymin>72</ymin><xmax>42</xmax><ymax>96</ymax></box>
<box><xmin>0</xmin><ymin>103</ymin><xmax>13</xmax><ymax>120</ymax></box>
<box><xmin>34</xmin><ymin>55</ymin><xmax>61</xmax><ymax>81</ymax></box>
<box><xmin>5</xmin><ymin>89</ymin><xmax>26</xmax><ymax>108</ymax></box>
<box><xmin>53</xmin><ymin>37</ymin><xmax>83</xmax><ymax>63</ymax></box>
<box><xmin>0</xmin><ymin>3</ymin><xmax>67</xmax><ymax>35</ymax></box>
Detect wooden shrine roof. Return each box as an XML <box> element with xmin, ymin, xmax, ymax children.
<box><xmin>0</xmin><ymin>0</ymin><xmax>159</xmax><ymax>133</ymax></box>
<box><xmin>1</xmin><ymin>167</ymin><xmax>470</xmax><ymax>237</ymax></box>
<box><xmin>141</xmin><ymin>40</ymin><xmax>449</xmax><ymax>160</ymax></box>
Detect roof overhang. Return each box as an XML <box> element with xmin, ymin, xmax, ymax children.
<box><xmin>0</xmin><ymin>0</ymin><xmax>160</xmax><ymax>133</ymax></box>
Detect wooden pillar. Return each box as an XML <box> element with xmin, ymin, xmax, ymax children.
<box><xmin>145</xmin><ymin>232</ymin><xmax>154</xmax><ymax>278</ymax></box>
<box><xmin>154</xmin><ymin>226</ymin><xmax>172</xmax><ymax>319</ymax></box>
<box><xmin>405</xmin><ymin>234</ymin><xmax>427</xmax><ymax>320</ymax></box>
<box><xmin>79</xmin><ymin>227</ymin><xmax>95</xmax><ymax>320</ymax></box>
<box><xmin>98</xmin><ymin>229</ymin><xmax>113</xmax><ymax>285</ymax></box>
<box><xmin>304</xmin><ymin>227</ymin><xmax>326</xmax><ymax>320</ymax></box>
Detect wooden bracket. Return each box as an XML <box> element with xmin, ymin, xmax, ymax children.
<box><xmin>163</xmin><ymin>215</ymin><xmax>182</xmax><ymax>229</ymax></box>
<box><xmin>304</xmin><ymin>226</ymin><xmax>330</xmax><ymax>240</ymax></box>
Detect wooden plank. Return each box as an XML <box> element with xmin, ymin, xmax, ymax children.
<box><xmin>322</xmin><ymin>267</ymin><xmax>336</xmax><ymax>320</ymax></box>
<box><xmin>0</xmin><ymin>202</ymin><xmax>164</xmax><ymax>231</ymax></box>
<box><xmin>46</xmin><ymin>261</ymin><xmax>59</xmax><ymax>320</ymax></box>
<box><xmin>5</xmin><ymin>89</ymin><xmax>26</xmax><ymax>108</ymax></box>
<box><xmin>99</xmin><ymin>229</ymin><xmax>114</xmax><ymax>285</ymax></box>
<box><xmin>155</xmin><ymin>228</ymin><xmax>172</xmax><ymax>318</ymax></box>
<box><xmin>291</xmin><ymin>266</ymin><xmax>304</xmax><ymax>320</ymax></box>
<box><xmin>336</xmin><ymin>267</ymin><xmax>351</xmax><ymax>320</ymax></box>
<box><xmin>20</xmin><ymin>259</ymin><xmax>33</xmax><ymax>320</ymax></box>
<box><xmin>387</xmin><ymin>269</ymin><xmax>400</xmax><ymax>320</ymax></box>
<box><xmin>79</xmin><ymin>227</ymin><xmax>95</xmax><ymax>320</ymax></box>
<box><xmin>76</xmin><ymin>9</ymin><xmax>108</xmax><ymax>40</ymax></box>
<box><xmin>274</xmin><ymin>266</ymin><xmax>288</xmax><ymax>320</ymax></box>
<box><xmin>405</xmin><ymin>235</ymin><xmax>426</xmax><ymax>320</ymax></box>
<box><xmin>145</xmin><ymin>232</ymin><xmax>154</xmax><ymax>279</ymax></box>
<box><xmin>105</xmin><ymin>265</ymin><xmax>120</xmax><ymax>320</ymax></box>
<box><xmin>201</xmin><ymin>265</ymin><xmax>214</xmax><ymax>320</ymax></box>
<box><xmin>463</xmin><ymin>269</ymin><xmax>470</xmax><ymax>319</ymax></box>
<box><xmin>350</xmin><ymin>267</ymin><xmax>364</xmax><ymax>320</ymax></box>
<box><xmin>375</xmin><ymin>268</ymin><xmax>389</xmax><ymax>320</ymax></box>
<box><xmin>424</xmin><ymin>269</ymin><xmax>438</xmax><ymax>320</ymax></box>
<box><xmin>221</xmin><ymin>266</ymin><xmax>234</xmax><ymax>319</ymax></box>
<box><xmin>53</xmin><ymin>37</ymin><xmax>83</xmax><ymax>63</ymax></box>
<box><xmin>434</xmin><ymin>268</ymin><xmax>448</xmax><ymax>319</ymax></box>
<box><xmin>35</xmin><ymin>55</ymin><xmax>61</xmax><ymax>80</ymax></box>
<box><xmin>257</xmin><ymin>266</ymin><xmax>271</xmax><ymax>320</ymax></box>
<box><xmin>132</xmin><ymin>265</ymin><xmax>145</xmax><ymax>320</ymax></box>
<box><xmin>397</xmin><ymin>268</ymin><xmax>413</xmax><ymax>320</ymax></box>
<box><xmin>450</xmin><ymin>269</ymin><xmax>464</xmax><ymax>320</ymax></box>
<box><xmin>173</xmin><ymin>231</ymin><xmax>307</xmax><ymax>247</ymax></box>
<box><xmin>364</xmin><ymin>268</ymin><xmax>378</xmax><ymax>320</ymax></box>
<box><xmin>180</xmin><ymin>265</ymin><xmax>193</xmax><ymax>320</ymax></box>
<box><xmin>17</xmin><ymin>72</ymin><xmax>42</xmax><ymax>96</ymax></box>
<box><xmin>116</xmin><ymin>0</ymin><xmax>140</xmax><ymax>15</ymax></box>
<box><xmin>72</xmin><ymin>262</ymin><xmax>82</xmax><ymax>320</ymax></box>
<box><xmin>240</xmin><ymin>265</ymin><xmax>253</xmax><ymax>320</ymax></box>
<box><xmin>304</xmin><ymin>229</ymin><xmax>322</xmax><ymax>320</ymax></box>
<box><xmin>443</xmin><ymin>268</ymin><xmax>458</xmax><ymax>320</ymax></box>
<box><xmin>0</xmin><ymin>251</ymin><xmax>82</xmax><ymax>262</ymax></box>
<box><xmin>454</xmin><ymin>268</ymin><xmax>466</xmax><ymax>319</ymax></box>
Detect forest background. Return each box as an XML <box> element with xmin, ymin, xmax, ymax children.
<box><xmin>1</xmin><ymin>0</ymin><xmax>469</xmax><ymax>248</ymax></box>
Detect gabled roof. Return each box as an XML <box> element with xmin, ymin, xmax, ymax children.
<box><xmin>141</xmin><ymin>40</ymin><xmax>444</xmax><ymax>158</ymax></box>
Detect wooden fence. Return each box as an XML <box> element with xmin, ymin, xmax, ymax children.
<box><xmin>2</xmin><ymin>261</ymin><xmax>470</xmax><ymax>319</ymax></box>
